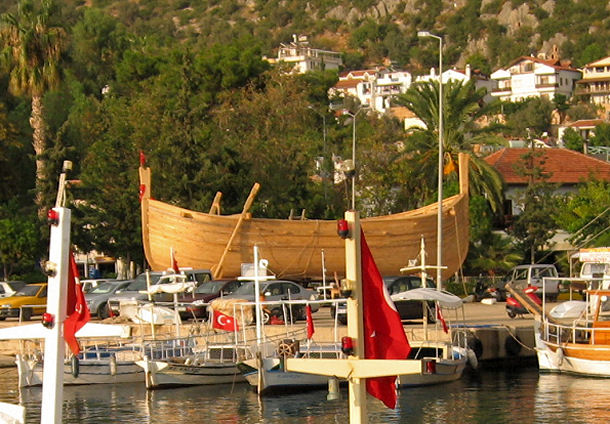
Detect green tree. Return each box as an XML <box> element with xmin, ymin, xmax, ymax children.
<box><xmin>509</xmin><ymin>145</ymin><xmax>558</xmax><ymax>263</ymax></box>
<box><xmin>466</xmin><ymin>232</ymin><xmax>523</xmax><ymax>277</ymax></box>
<box><xmin>555</xmin><ymin>179</ymin><xmax>610</xmax><ymax>248</ymax></box>
<box><xmin>0</xmin><ymin>0</ymin><xmax>66</xmax><ymax>217</ymax></box>
<box><xmin>562</xmin><ymin>127</ymin><xmax>584</xmax><ymax>152</ymax></box>
<box><xmin>589</xmin><ymin>123</ymin><xmax>610</xmax><ymax>147</ymax></box>
<box><xmin>504</xmin><ymin>97</ymin><xmax>554</xmax><ymax>137</ymax></box>
<box><xmin>395</xmin><ymin>79</ymin><xmax>505</xmax><ymax>214</ymax></box>
<box><xmin>0</xmin><ymin>201</ymin><xmax>39</xmax><ymax>279</ymax></box>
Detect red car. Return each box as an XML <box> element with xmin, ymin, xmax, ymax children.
<box><xmin>177</xmin><ymin>279</ymin><xmax>244</xmax><ymax>319</ymax></box>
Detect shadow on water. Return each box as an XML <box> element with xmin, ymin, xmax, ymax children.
<box><xmin>2</xmin><ymin>365</ymin><xmax>610</xmax><ymax>423</ymax></box>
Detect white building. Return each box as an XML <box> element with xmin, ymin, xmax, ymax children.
<box><xmin>416</xmin><ymin>64</ymin><xmax>496</xmax><ymax>103</ymax></box>
<box><xmin>328</xmin><ymin>68</ymin><xmax>412</xmax><ymax>114</ymax></box>
<box><xmin>264</xmin><ymin>34</ymin><xmax>342</xmax><ymax>74</ymax></box>
<box><xmin>575</xmin><ymin>56</ymin><xmax>610</xmax><ymax>117</ymax></box>
<box><xmin>490</xmin><ymin>54</ymin><xmax>581</xmax><ymax>102</ymax></box>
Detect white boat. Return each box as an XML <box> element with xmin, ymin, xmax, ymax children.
<box><xmin>136</xmin><ymin>333</ymin><xmax>254</xmax><ymax>389</ymax></box>
<box><xmin>15</xmin><ymin>336</ymin><xmax>195</xmax><ymax>387</ymax></box>
<box><xmin>533</xmin><ymin>282</ymin><xmax>610</xmax><ymax>377</ymax></box>
<box><xmin>237</xmin><ymin>339</ymin><xmax>345</xmax><ymax>394</ymax></box>
<box><xmin>391</xmin><ymin>288</ymin><xmax>470</xmax><ymax>386</ymax></box>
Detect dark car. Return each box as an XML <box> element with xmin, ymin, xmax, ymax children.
<box><xmin>85</xmin><ymin>280</ymin><xmax>132</xmax><ymax>319</ymax></box>
<box><xmin>331</xmin><ymin>275</ymin><xmax>436</xmax><ymax>325</ymax></box>
<box><xmin>223</xmin><ymin>280</ymin><xmax>319</xmax><ymax>320</ymax></box>
<box><xmin>176</xmin><ymin>279</ymin><xmax>244</xmax><ymax>319</ymax></box>
<box><xmin>107</xmin><ymin>269</ymin><xmax>212</xmax><ymax>316</ymax></box>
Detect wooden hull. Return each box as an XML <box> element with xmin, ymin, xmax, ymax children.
<box><xmin>140</xmin><ymin>154</ymin><xmax>470</xmax><ymax>280</ymax></box>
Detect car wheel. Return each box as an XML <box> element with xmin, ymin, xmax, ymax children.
<box><xmin>507</xmin><ymin>309</ymin><xmax>516</xmax><ymax>319</ymax></box>
<box><xmin>21</xmin><ymin>308</ymin><xmax>32</xmax><ymax>321</ymax></box>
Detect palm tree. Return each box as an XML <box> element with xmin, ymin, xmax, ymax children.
<box><xmin>0</xmin><ymin>0</ymin><xmax>66</xmax><ymax>216</ymax></box>
<box><xmin>396</xmin><ymin>79</ymin><xmax>505</xmax><ymax>214</ymax></box>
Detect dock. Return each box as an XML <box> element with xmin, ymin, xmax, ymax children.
<box><xmin>0</xmin><ymin>300</ymin><xmax>536</xmax><ymax>368</ymax></box>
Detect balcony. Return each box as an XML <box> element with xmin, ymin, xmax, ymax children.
<box><xmin>535</xmin><ymin>82</ymin><xmax>559</xmax><ymax>89</ymax></box>
<box><xmin>492</xmin><ymin>86</ymin><xmax>511</xmax><ymax>94</ymax></box>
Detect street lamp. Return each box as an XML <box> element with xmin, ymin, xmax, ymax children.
<box><xmin>343</xmin><ymin>107</ymin><xmax>367</xmax><ymax>210</ymax></box>
<box><xmin>308</xmin><ymin>106</ymin><xmax>328</xmax><ymax>205</ymax></box>
<box><xmin>418</xmin><ymin>30</ymin><xmax>444</xmax><ymax>291</ymax></box>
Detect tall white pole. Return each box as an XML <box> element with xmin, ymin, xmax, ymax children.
<box><xmin>436</xmin><ymin>35</ymin><xmax>444</xmax><ymax>291</ymax></box>
<box><xmin>41</xmin><ymin>207</ymin><xmax>71</xmax><ymax>424</ymax></box>
<box><xmin>253</xmin><ymin>245</ymin><xmax>262</xmax><ymax>344</ymax></box>
<box><xmin>417</xmin><ymin>31</ymin><xmax>444</xmax><ymax>291</ymax></box>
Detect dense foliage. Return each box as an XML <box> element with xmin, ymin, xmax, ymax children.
<box><xmin>0</xmin><ymin>0</ymin><xmax>607</xmax><ymax>279</ymax></box>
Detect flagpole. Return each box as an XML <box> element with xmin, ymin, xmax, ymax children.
<box><xmin>344</xmin><ymin>210</ymin><xmax>367</xmax><ymax>424</ymax></box>
<box><xmin>41</xmin><ymin>207</ymin><xmax>71</xmax><ymax>424</ymax></box>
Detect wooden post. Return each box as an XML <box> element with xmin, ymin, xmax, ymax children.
<box><xmin>212</xmin><ymin>183</ymin><xmax>260</xmax><ymax>278</ymax></box>
<box><xmin>209</xmin><ymin>192</ymin><xmax>223</xmax><ymax>215</ymax></box>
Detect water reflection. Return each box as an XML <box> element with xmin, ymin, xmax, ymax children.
<box><xmin>1</xmin><ymin>366</ymin><xmax>610</xmax><ymax>423</ymax></box>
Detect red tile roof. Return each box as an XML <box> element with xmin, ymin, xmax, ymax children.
<box><xmin>500</xmin><ymin>56</ymin><xmax>579</xmax><ymax>73</ymax></box>
<box><xmin>484</xmin><ymin>148</ymin><xmax>610</xmax><ymax>184</ymax></box>
<box><xmin>567</xmin><ymin>119</ymin><xmax>604</xmax><ymax>128</ymax></box>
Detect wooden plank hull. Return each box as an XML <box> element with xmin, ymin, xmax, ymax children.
<box><xmin>140</xmin><ymin>154</ymin><xmax>470</xmax><ymax>280</ymax></box>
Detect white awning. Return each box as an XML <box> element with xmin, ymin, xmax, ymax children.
<box><xmin>390</xmin><ymin>288</ymin><xmax>463</xmax><ymax>309</ymax></box>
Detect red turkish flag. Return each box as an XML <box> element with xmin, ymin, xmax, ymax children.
<box><xmin>64</xmin><ymin>251</ymin><xmax>91</xmax><ymax>356</ymax></box>
<box><xmin>306</xmin><ymin>304</ymin><xmax>315</xmax><ymax>340</ymax></box>
<box><xmin>171</xmin><ymin>248</ymin><xmax>180</xmax><ymax>274</ymax></box>
<box><xmin>361</xmin><ymin>229</ymin><xmax>411</xmax><ymax>409</ymax></box>
<box><xmin>212</xmin><ymin>310</ymin><xmax>239</xmax><ymax>332</ymax></box>
<box><xmin>436</xmin><ymin>302</ymin><xmax>448</xmax><ymax>333</ymax></box>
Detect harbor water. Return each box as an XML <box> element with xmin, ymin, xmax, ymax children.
<box><xmin>1</xmin><ymin>365</ymin><xmax>609</xmax><ymax>423</ymax></box>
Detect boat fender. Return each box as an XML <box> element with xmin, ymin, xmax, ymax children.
<box><xmin>466</xmin><ymin>349</ymin><xmax>479</xmax><ymax>369</ymax></box>
<box><xmin>553</xmin><ymin>348</ymin><xmax>564</xmax><ymax>367</ymax></box>
<box><xmin>505</xmin><ymin>336</ymin><xmax>522</xmax><ymax>357</ymax></box>
<box><xmin>71</xmin><ymin>356</ymin><xmax>80</xmax><ymax>379</ymax></box>
<box><xmin>466</xmin><ymin>333</ymin><xmax>484</xmax><ymax>359</ymax></box>
<box><xmin>109</xmin><ymin>355</ymin><xmax>117</xmax><ymax>376</ymax></box>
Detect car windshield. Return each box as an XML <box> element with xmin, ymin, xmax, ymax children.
<box><xmin>89</xmin><ymin>282</ymin><xmax>120</xmax><ymax>294</ymax></box>
<box><xmin>231</xmin><ymin>281</ymin><xmax>258</xmax><ymax>296</ymax></box>
<box><xmin>15</xmin><ymin>285</ymin><xmax>41</xmax><ymax>297</ymax></box>
<box><xmin>125</xmin><ymin>273</ymin><xmax>163</xmax><ymax>291</ymax></box>
<box><xmin>195</xmin><ymin>281</ymin><xmax>229</xmax><ymax>294</ymax></box>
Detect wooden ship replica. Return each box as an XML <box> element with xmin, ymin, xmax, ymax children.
<box><xmin>139</xmin><ymin>153</ymin><xmax>470</xmax><ymax>280</ymax></box>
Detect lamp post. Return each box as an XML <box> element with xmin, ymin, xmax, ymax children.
<box><xmin>343</xmin><ymin>107</ymin><xmax>367</xmax><ymax>211</ymax></box>
<box><xmin>308</xmin><ymin>106</ymin><xmax>328</xmax><ymax>206</ymax></box>
<box><xmin>417</xmin><ymin>30</ymin><xmax>444</xmax><ymax>291</ymax></box>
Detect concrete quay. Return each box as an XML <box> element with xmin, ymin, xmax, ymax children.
<box><xmin>0</xmin><ymin>300</ymin><xmax>537</xmax><ymax>368</ymax></box>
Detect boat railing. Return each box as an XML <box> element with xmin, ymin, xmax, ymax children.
<box><xmin>540</xmin><ymin>319</ymin><xmax>605</xmax><ymax>346</ymax></box>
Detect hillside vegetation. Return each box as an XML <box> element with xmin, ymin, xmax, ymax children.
<box><xmin>11</xmin><ymin>0</ymin><xmax>607</xmax><ymax>72</ymax></box>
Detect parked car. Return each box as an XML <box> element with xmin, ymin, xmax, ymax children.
<box><xmin>0</xmin><ymin>283</ymin><xmax>47</xmax><ymax>321</ymax></box>
<box><xmin>494</xmin><ymin>264</ymin><xmax>560</xmax><ymax>301</ymax></box>
<box><xmin>81</xmin><ymin>279</ymin><xmax>119</xmax><ymax>294</ymax></box>
<box><xmin>330</xmin><ymin>275</ymin><xmax>436</xmax><ymax>325</ymax></box>
<box><xmin>223</xmin><ymin>280</ymin><xmax>319</xmax><ymax>320</ymax></box>
<box><xmin>176</xmin><ymin>279</ymin><xmax>245</xmax><ymax>319</ymax></box>
<box><xmin>85</xmin><ymin>280</ymin><xmax>133</xmax><ymax>319</ymax></box>
<box><xmin>0</xmin><ymin>281</ymin><xmax>26</xmax><ymax>298</ymax></box>
<box><xmin>107</xmin><ymin>269</ymin><xmax>212</xmax><ymax>316</ymax></box>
